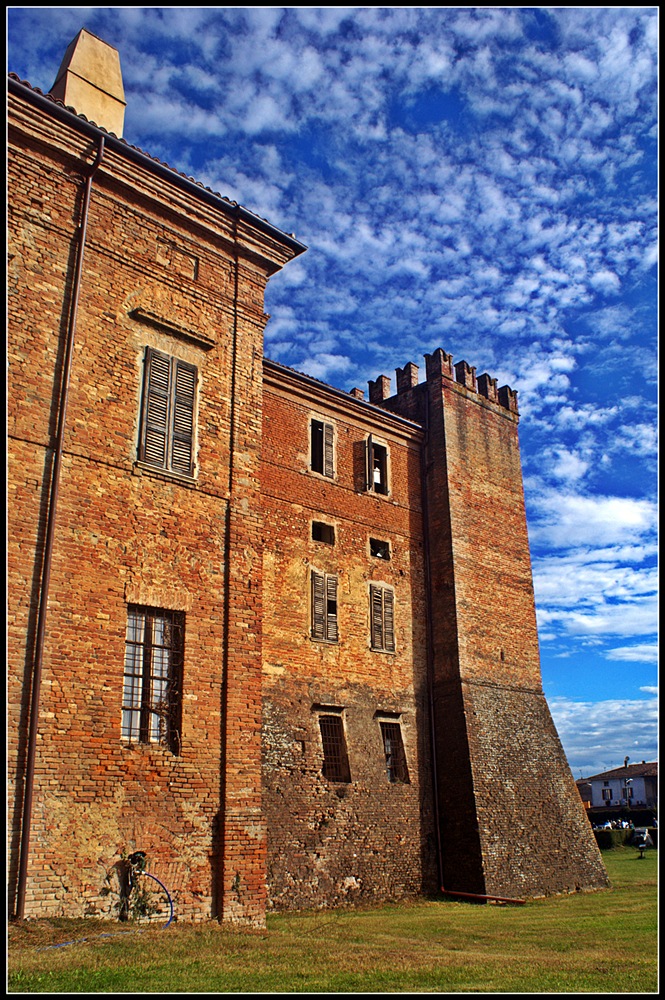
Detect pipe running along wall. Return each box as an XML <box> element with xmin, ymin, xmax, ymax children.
<box><xmin>15</xmin><ymin>135</ymin><xmax>106</xmax><ymax>921</ymax></box>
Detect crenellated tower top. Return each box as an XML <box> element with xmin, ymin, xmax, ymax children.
<box><xmin>368</xmin><ymin>347</ymin><xmax>518</xmax><ymax>416</ymax></box>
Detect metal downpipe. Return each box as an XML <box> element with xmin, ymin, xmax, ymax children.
<box><xmin>15</xmin><ymin>136</ymin><xmax>105</xmax><ymax>920</ymax></box>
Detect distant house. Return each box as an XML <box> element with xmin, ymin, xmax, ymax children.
<box><xmin>578</xmin><ymin>761</ymin><xmax>658</xmax><ymax>812</ymax></box>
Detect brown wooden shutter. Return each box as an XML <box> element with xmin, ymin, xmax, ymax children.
<box><xmin>366</xmin><ymin>434</ymin><xmax>374</xmax><ymax>492</ymax></box>
<box><xmin>323</xmin><ymin>422</ymin><xmax>334</xmax><ymax>478</ymax></box>
<box><xmin>383</xmin><ymin>587</ymin><xmax>395</xmax><ymax>652</ymax></box>
<box><xmin>312</xmin><ymin>570</ymin><xmax>326</xmax><ymax>640</ymax></box>
<box><xmin>312</xmin><ymin>571</ymin><xmax>338</xmax><ymax>642</ymax></box>
<box><xmin>170</xmin><ymin>359</ymin><xmax>197</xmax><ymax>475</ymax></box>
<box><xmin>326</xmin><ymin>574</ymin><xmax>338</xmax><ymax>642</ymax></box>
<box><xmin>140</xmin><ymin>349</ymin><xmax>197</xmax><ymax>475</ymax></box>
<box><xmin>141</xmin><ymin>348</ymin><xmax>170</xmax><ymax>468</ymax></box>
<box><xmin>370</xmin><ymin>585</ymin><xmax>395</xmax><ymax>651</ymax></box>
<box><xmin>370</xmin><ymin>584</ymin><xmax>383</xmax><ymax>648</ymax></box>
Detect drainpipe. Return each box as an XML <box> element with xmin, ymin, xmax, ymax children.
<box><xmin>216</xmin><ymin>211</ymin><xmax>241</xmax><ymax>920</ymax></box>
<box><xmin>420</xmin><ymin>396</ymin><xmax>444</xmax><ymax>891</ymax></box>
<box><xmin>15</xmin><ymin>135</ymin><xmax>105</xmax><ymax>921</ymax></box>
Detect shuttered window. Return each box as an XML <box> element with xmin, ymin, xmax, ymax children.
<box><xmin>366</xmin><ymin>435</ymin><xmax>388</xmax><ymax>494</ymax></box>
<box><xmin>311</xmin><ymin>419</ymin><xmax>334</xmax><ymax>477</ymax></box>
<box><xmin>122</xmin><ymin>605</ymin><xmax>184</xmax><ymax>754</ymax></box>
<box><xmin>139</xmin><ymin>347</ymin><xmax>197</xmax><ymax>476</ymax></box>
<box><xmin>311</xmin><ymin>570</ymin><xmax>338</xmax><ymax>642</ymax></box>
<box><xmin>370</xmin><ymin>584</ymin><xmax>395</xmax><ymax>652</ymax></box>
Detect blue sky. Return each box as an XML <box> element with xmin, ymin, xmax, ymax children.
<box><xmin>7</xmin><ymin>7</ymin><xmax>658</xmax><ymax>778</ymax></box>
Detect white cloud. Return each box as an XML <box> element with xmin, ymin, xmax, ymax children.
<box><xmin>548</xmin><ymin>694</ymin><xmax>658</xmax><ymax>777</ymax></box>
<box><xmin>529</xmin><ymin>493</ymin><xmax>657</xmax><ymax>549</ymax></box>
<box><xmin>605</xmin><ymin>645</ymin><xmax>659</xmax><ymax>664</ymax></box>
<box><xmin>296</xmin><ymin>353</ymin><xmax>354</xmax><ymax>382</ymax></box>
<box><xmin>590</xmin><ymin>269</ymin><xmax>621</xmax><ymax>294</ymax></box>
<box><xmin>548</xmin><ymin>598</ymin><xmax>657</xmax><ymax>639</ymax></box>
<box><xmin>548</xmin><ymin>448</ymin><xmax>589</xmax><ymax>482</ymax></box>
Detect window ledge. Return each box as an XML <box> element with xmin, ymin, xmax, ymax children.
<box><xmin>120</xmin><ymin>738</ymin><xmax>181</xmax><ymax>759</ymax></box>
<box><xmin>133</xmin><ymin>461</ymin><xmax>198</xmax><ymax>486</ymax></box>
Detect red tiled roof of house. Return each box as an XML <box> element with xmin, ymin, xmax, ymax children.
<box><xmin>583</xmin><ymin>761</ymin><xmax>657</xmax><ymax>782</ymax></box>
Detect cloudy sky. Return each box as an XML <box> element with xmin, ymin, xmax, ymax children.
<box><xmin>7</xmin><ymin>7</ymin><xmax>658</xmax><ymax>778</ymax></box>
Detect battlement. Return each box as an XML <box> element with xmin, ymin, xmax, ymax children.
<box><xmin>368</xmin><ymin>347</ymin><xmax>518</xmax><ymax>415</ymax></box>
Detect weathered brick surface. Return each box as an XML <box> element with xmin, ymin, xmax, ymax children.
<box><xmin>384</xmin><ymin>359</ymin><xmax>609</xmax><ymax>897</ymax></box>
<box><xmin>7</xmin><ymin>89</ymin><xmax>299</xmax><ymax>925</ymax></box>
<box><xmin>261</xmin><ymin>366</ymin><xmax>438</xmax><ymax>909</ymax></box>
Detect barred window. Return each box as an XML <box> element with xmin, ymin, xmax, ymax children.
<box><xmin>311</xmin><ymin>570</ymin><xmax>338</xmax><ymax>642</ymax></box>
<box><xmin>139</xmin><ymin>347</ymin><xmax>197</xmax><ymax>476</ymax></box>
<box><xmin>370</xmin><ymin>584</ymin><xmax>395</xmax><ymax>652</ymax></box>
<box><xmin>318</xmin><ymin>714</ymin><xmax>351</xmax><ymax>782</ymax></box>
<box><xmin>122</xmin><ymin>606</ymin><xmax>184</xmax><ymax>753</ymax></box>
<box><xmin>380</xmin><ymin>721</ymin><xmax>409</xmax><ymax>784</ymax></box>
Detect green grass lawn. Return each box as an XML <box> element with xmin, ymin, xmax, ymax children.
<box><xmin>8</xmin><ymin>847</ymin><xmax>658</xmax><ymax>993</ymax></box>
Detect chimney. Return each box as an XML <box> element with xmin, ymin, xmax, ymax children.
<box><xmin>49</xmin><ymin>29</ymin><xmax>126</xmax><ymax>136</ymax></box>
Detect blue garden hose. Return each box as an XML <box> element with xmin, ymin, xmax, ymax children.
<box><xmin>136</xmin><ymin>870</ymin><xmax>174</xmax><ymax>928</ymax></box>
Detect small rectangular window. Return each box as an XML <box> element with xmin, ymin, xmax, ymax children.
<box><xmin>312</xmin><ymin>521</ymin><xmax>335</xmax><ymax>545</ymax></box>
<box><xmin>311</xmin><ymin>570</ymin><xmax>339</xmax><ymax>642</ymax></box>
<box><xmin>370</xmin><ymin>584</ymin><xmax>395</xmax><ymax>652</ymax></box>
<box><xmin>318</xmin><ymin>714</ymin><xmax>351</xmax><ymax>782</ymax></box>
<box><xmin>311</xmin><ymin>419</ymin><xmax>334</xmax><ymax>477</ymax></box>
<box><xmin>122</xmin><ymin>605</ymin><xmax>184</xmax><ymax>753</ymax></box>
<box><xmin>370</xmin><ymin>537</ymin><xmax>390</xmax><ymax>560</ymax></box>
<box><xmin>139</xmin><ymin>348</ymin><xmax>197</xmax><ymax>476</ymax></box>
<box><xmin>379</xmin><ymin>721</ymin><xmax>409</xmax><ymax>783</ymax></box>
<box><xmin>366</xmin><ymin>435</ymin><xmax>388</xmax><ymax>494</ymax></box>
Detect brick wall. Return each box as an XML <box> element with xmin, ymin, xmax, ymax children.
<box><xmin>7</xmin><ymin>88</ymin><xmax>301</xmax><ymax>925</ymax></box>
<box><xmin>261</xmin><ymin>365</ymin><xmax>439</xmax><ymax>909</ymax></box>
<box><xmin>8</xmin><ymin>77</ymin><xmax>608</xmax><ymax>925</ymax></box>
<box><xmin>383</xmin><ymin>353</ymin><xmax>609</xmax><ymax>897</ymax></box>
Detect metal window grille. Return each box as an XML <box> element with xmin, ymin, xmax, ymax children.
<box><xmin>122</xmin><ymin>606</ymin><xmax>184</xmax><ymax>753</ymax></box>
<box><xmin>319</xmin><ymin>714</ymin><xmax>351</xmax><ymax>782</ymax></box>
<box><xmin>380</xmin><ymin>721</ymin><xmax>409</xmax><ymax>783</ymax></box>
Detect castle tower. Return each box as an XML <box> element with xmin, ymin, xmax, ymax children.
<box><xmin>382</xmin><ymin>350</ymin><xmax>609</xmax><ymax>898</ymax></box>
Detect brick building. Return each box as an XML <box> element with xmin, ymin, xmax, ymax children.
<box><xmin>7</xmin><ymin>31</ymin><xmax>609</xmax><ymax>926</ymax></box>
